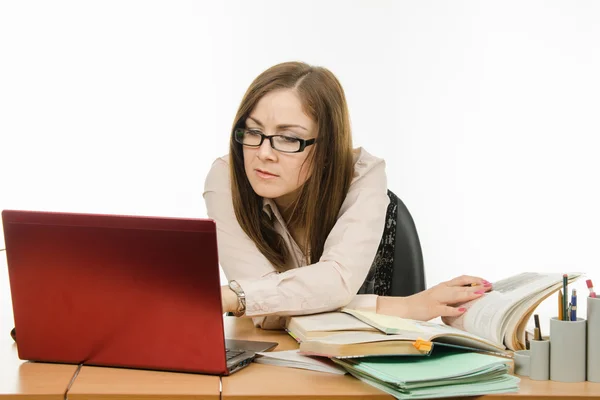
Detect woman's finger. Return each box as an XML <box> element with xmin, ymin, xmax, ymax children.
<box><xmin>446</xmin><ymin>275</ymin><xmax>490</xmax><ymax>287</ymax></box>
<box><xmin>447</xmin><ymin>288</ymin><xmax>486</xmax><ymax>304</ymax></box>
<box><xmin>437</xmin><ymin>305</ymin><xmax>468</xmax><ymax>318</ymax></box>
<box><xmin>463</xmin><ymin>284</ymin><xmax>493</xmax><ymax>293</ymax></box>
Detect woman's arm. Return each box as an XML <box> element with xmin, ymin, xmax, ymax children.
<box><xmin>204</xmin><ymin>154</ymin><xmax>492</xmax><ymax>324</ymax></box>
<box><xmin>203</xmin><ymin>152</ymin><xmax>388</xmax><ymax>319</ymax></box>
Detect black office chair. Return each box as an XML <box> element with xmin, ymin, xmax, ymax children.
<box><xmin>358</xmin><ymin>190</ymin><xmax>426</xmax><ymax>297</ymax></box>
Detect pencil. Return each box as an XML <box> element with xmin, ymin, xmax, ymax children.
<box><xmin>558</xmin><ymin>290</ymin><xmax>563</xmax><ymax>321</ymax></box>
<box><xmin>534</xmin><ymin>314</ymin><xmax>542</xmax><ymax>340</ymax></box>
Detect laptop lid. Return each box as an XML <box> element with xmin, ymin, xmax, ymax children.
<box><xmin>2</xmin><ymin>209</ymin><xmax>229</xmax><ymax>375</ymax></box>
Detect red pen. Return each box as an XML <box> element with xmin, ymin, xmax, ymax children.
<box><xmin>587</xmin><ymin>279</ymin><xmax>597</xmax><ymax>298</ymax></box>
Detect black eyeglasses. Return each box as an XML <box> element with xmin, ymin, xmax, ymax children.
<box><xmin>233</xmin><ymin>128</ymin><xmax>316</xmax><ymax>154</ymax></box>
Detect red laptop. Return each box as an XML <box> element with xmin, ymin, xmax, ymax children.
<box><xmin>2</xmin><ymin>209</ymin><xmax>276</xmax><ymax>375</ymax></box>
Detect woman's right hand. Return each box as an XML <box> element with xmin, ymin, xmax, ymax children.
<box><xmin>376</xmin><ymin>275</ymin><xmax>492</xmax><ymax>321</ymax></box>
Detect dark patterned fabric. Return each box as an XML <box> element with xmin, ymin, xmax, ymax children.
<box><xmin>357</xmin><ymin>190</ymin><xmax>398</xmax><ymax>296</ymax></box>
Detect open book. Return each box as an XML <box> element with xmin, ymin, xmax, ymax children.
<box><xmin>287</xmin><ymin>272</ymin><xmax>582</xmax><ymax>357</ymax></box>
<box><xmin>293</xmin><ymin>310</ymin><xmax>508</xmax><ymax>358</ymax></box>
<box><xmin>443</xmin><ymin>272</ymin><xmax>581</xmax><ymax>350</ymax></box>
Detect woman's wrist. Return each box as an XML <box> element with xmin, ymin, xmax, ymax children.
<box><xmin>376</xmin><ymin>295</ymin><xmax>412</xmax><ymax>319</ymax></box>
<box><xmin>221</xmin><ymin>285</ymin><xmax>239</xmax><ymax>314</ymax></box>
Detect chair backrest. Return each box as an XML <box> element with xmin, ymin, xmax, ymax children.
<box><xmin>389</xmin><ymin>190</ymin><xmax>426</xmax><ymax>296</ymax></box>
<box><xmin>358</xmin><ymin>190</ymin><xmax>426</xmax><ymax>297</ymax></box>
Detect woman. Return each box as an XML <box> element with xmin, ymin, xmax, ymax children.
<box><xmin>203</xmin><ymin>61</ymin><xmax>491</xmax><ymax>329</ymax></box>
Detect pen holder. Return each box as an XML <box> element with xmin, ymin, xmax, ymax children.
<box><xmin>550</xmin><ymin>317</ymin><xmax>586</xmax><ymax>382</ymax></box>
<box><xmin>529</xmin><ymin>340</ymin><xmax>550</xmax><ymax>381</ymax></box>
<box><xmin>588</xmin><ymin>296</ymin><xmax>600</xmax><ymax>382</ymax></box>
<box><xmin>513</xmin><ymin>350</ymin><xmax>530</xmax><ymax>377</ymax></box>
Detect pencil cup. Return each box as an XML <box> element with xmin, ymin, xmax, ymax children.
<box><xmin>513</xmin><ymin>350</ymin><xmax>530</xmax><ymax>377</ymax></box>
<box><xmin>529</xmin><ymin>340</ymin><xmax>550</xmax><ymax>381</ymax></box>
<box><xmin>588</xmin><ymin>296</ymin><xmax>600</xmax><ymax>382</ymax></box>
<box><xmin>550</xmin><ymin>317</ymin><xmax>586</xmax><ymax>382</ymax></box>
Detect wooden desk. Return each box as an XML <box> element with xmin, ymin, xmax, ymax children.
<box><xmin>1</xmin><ymin>252</ymin><xmax>79</xmax><ymax>399</ymax></box>
<box><xmin>222</xmin><ymin>317</ymin><xmax>600</xmax><ymax>400</ymax></box>
<box><xmin>2</xmin><ymin>239</ymin><xmax>599</xmax><ymax>400</ymax></box>
<box><xmin>505</xmin><ymin>377</ymin><xmax>600</xmax><ymax>399</ymax></box>
<box><xmin>67</xmin><ymin>365</ymin><xmax>220</xmax><ymax>400</ymax></box>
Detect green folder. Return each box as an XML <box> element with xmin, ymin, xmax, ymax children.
<box><xmin>347</xmin><ymin>370</ymin><xmax>520</xmax><ymax>399</ymax></box>
<box><xmin>333</xmin><ymin>348</ymin><xmax>519</xmax><ymax>399</ymax></box>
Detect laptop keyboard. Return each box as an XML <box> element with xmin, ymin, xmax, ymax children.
<box><xmin>225</xmin><ymin>349</ymin><xmax>245</xmax><ymax>361</ymax></box>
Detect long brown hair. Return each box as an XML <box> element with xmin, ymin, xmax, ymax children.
<box><xmin>229</xmin><ymin>61</ymin><xmax>354</xmax><ymax>269</ymax></box>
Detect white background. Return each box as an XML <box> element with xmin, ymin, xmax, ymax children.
<box><xmin>1</xmin><ymin>1</ymin><xmax>599</xmax><ymax>329</ymax></box>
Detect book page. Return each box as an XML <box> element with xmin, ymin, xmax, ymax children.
<box><xmin>311</xmin><ymin>331</ymin><xmax>420</xmax><ymax>345</ymax></box>
<box><xmin>255</xmin><ymin>350</ymin><xmax>347</xmax><ymax>374</ymax></box>
<box><xmin>503</xmin><ymin>283</ymin><xmax>573</xmax><ymax>350</ymax></box>
<box><xmin>341</xmin><ymin>309</ymin><xmax>426</xmax><ymax>333</ymax></box>
<box><xmin>287</xmin><ymin>311</ymin><xmax>376</xmax><ymax>333</ymax></box>
<box><xmin>342</xmin><ymin>309</ymin><xmax>505</xmax><ymax>351</ymax></box>
<box><xmin>444</xmin><ymin>291</ymin><xmax>510</xmax><ymax>344</ymax></box>
<box><xmin>444</xmin><ymin>272</ymin><xmax>581</xmax><ymax>349</ymax></box>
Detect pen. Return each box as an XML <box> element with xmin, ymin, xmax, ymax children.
<box><xmin>562</xmin><ymin>274</ymin><xmax>568</xmax><ymax>321</ymax></box>
<box><xmin>571</xmin><ymin>289</ymin><xmax>577</xmax><ymax>321</ymax></box>
<box><xmin>558</xmin><ymin>290</ymin><xmax>564</xmax><ymax>321</ymax></box>
<box><xmin>587</xmin><ymin>279</ymin><xmax>597</xmax><ymax>298</ymax></box>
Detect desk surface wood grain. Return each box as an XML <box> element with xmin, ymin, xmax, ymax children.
<box><xmin>67</xmin><ymin>365</ymin><xmax>220</xmax><ymax>400</ymax></box>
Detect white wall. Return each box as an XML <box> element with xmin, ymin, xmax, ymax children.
<box><xmin>1</xmin><ymin>1</ymin><xmax>599</xmax><ymax>325</ymax></box>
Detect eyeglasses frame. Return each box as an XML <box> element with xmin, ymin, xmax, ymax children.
<box><xmin>233</xmin><ymin>128</ymin><xmax>316</xmax><ymax>154</ymax></box>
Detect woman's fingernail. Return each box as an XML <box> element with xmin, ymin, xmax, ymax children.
<box><xmin>484</xmin><ymin>283</ymin><xmax>492</xmax><ymax>287</ymax></box>
<box><xmin>459</xmin><ymin>307</ymin><xmax>467</xmax><ymax>312</ymax></box>
<box><xmin>475</xmin><ymin>290</ymin><xmax>485</xmax><ymax>294</ymax></box>
<box><xmin>482</xmin><ymin>280</ymin><xmax>489</xmax><ymax>284</ymax></box>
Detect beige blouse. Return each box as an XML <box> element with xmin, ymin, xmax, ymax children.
<box><xmin>203</xmin><ymin>147</ymin><xmax>389</xmax><ymax>329</ymax></box>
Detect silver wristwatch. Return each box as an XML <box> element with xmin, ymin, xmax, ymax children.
<box><xmin>228</xmin><ymin>280</ymin><xmax>246</xmax><ymax>317</ymax></box>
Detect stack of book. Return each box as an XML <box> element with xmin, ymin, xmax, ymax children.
<box><xmin>333</xmin><ymin>349</ymin><xmax>519</xmax><ymax>399</ymax></box>
<box><xmin>285</xmin><ymin>309</ymin><xmax>519</xmax><ymax>398</ymax></box>
<box><xmin>275</xmin><ymin>273</ymin><xmax>583</xmax><ymax>398</ymax></box>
